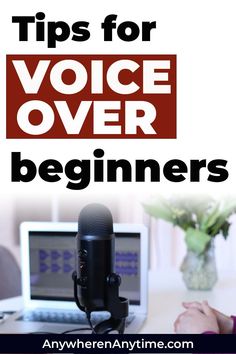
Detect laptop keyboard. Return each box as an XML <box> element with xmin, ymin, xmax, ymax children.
<box><xmin>16</xmin><ymin>310</ymin><xmax>134</xmax><ymax>327</ymax></box>
<box><xmin>17</xmin><ymin>310</ymin><xmax>91</xmax><ymax>324</ymax></box>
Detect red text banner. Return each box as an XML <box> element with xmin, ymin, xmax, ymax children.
<box><xmin>6</xmin><ymin>55</ymin><xmax>176</xmax><ymax>139</ymax></box>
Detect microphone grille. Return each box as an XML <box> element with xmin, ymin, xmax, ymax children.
<box><xmin>78</xmin><ymin>203</ymin><xmax>113</xmax><ymax>236</ymax></box>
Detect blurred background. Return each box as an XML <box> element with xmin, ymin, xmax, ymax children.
<box><xmin>1</xmin><ymin>193</ymin><xmax>236</xmax><ymax>273</ymax></box>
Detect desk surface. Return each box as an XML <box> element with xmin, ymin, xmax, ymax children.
<box><xmin>1</xmin><ymin>270</ymin><xmax>236</xmax><ymax>333</ymax></box>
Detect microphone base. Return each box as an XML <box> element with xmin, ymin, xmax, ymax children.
<box><xmin>94</xmin><ymin>317</ymin><xmax>126</xmax><ymax>334</ymax></box>
<box><xmin>72</xmin><ymin>271</ymin><xmax>129</xmax><ymax>334</ymax></box>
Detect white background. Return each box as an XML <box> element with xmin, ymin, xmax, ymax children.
<box><xmin>1</xmin><ymin>1</ymin><xmax>236</xmax><ymax>276</ymax></box>
<box><xmin>1</xmin><ymin>0</ymin><xmax>236</xmax><ymax>197</ymax></box>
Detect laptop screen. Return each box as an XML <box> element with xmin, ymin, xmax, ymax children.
<box><xmin>29</xmin><ymin>231</ymin><xmax>141</xmax><ymax>305</ymax></box>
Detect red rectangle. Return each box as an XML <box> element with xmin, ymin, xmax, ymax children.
<box><xmin>6</xmin><ymin>54</ymin><xmax>176</xmax><ymax>138</ymax></box>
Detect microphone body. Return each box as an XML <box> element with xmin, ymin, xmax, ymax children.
<box><xmin>76</xmin><ymin>203</ymin><xmax>115</xmax><ymax>312</ymax></box>
<box><xmin>76</xmin><ymin>233</ymin><xmax>115</xmax><ymax>311</ymax></box>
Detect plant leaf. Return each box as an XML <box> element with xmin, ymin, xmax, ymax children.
<box><xmin>220</xmin><ymin>221</ymin><xmax>231</xmax><ymax>239</ymax></box>
<box><xmin>185</xmin><ymin>227</ymin><xmax>211</xmax><ymax>254</ymax></box>
<box><xmin>200</xmin><ymin>203</ymin><xmax>220</xmax><ymax>232</ymax></box>
<box><xmin>143</xmin><ymin>201</ymin><xmax>174</xmax><ymax>224</ymax></box>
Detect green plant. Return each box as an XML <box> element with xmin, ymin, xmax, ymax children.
<box><xmin>143</xmin><ymin>196</ymin><xmax>236</xmax><ymax>255</ymax></box>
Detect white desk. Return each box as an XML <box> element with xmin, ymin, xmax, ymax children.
<box><xmin>1</xmin><ymin>270</ymin><xmax>236</xmax><ymax>333</ymax></box>
<box><xmin>142</xmin><ymin>270</ymin><xmax>236</xmax><ymax>333</ymax></box>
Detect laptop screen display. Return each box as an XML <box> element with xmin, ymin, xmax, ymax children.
<box><xmin>29</xmin><ymin>231</ymin><xmax>141</xmax><ymax>305</ymax></box>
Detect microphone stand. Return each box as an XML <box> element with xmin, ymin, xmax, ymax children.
<box><xmin>72</xmin><ymin>271</ymin><xmax>129</xmax><ymax>334</ymax></box>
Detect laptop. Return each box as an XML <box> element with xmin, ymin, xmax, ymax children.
<box><xmin>0</xmin><ymin>222</ymin><xmax>148</xmax><ymax>334</ymax></box>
